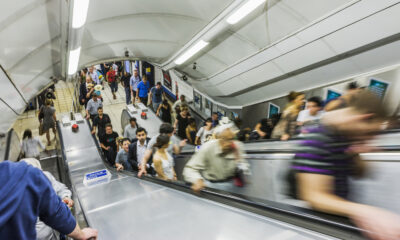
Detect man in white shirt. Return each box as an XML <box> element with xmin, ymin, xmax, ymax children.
<box><xmin>88</xmin><ymin>66</ymin><xmax>100</xmax><ymax>85</ymax></box>
<box><xmin>128</xmin><ymin>127</ymin><xmax>151</xmax><ymax>172</ymax></box>
<box><xmin>130</xmin><ymin>69</ymin><xmax>141</xmax><ymax>104</ymax></box>
<box><xmin>297</xmin><ymin>96</ymin><xmax>323</xmax><ymax>127</ymax></box>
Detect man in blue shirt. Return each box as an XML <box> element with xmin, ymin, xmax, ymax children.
<box><xmin>130</xmin><ymin>69</ymin><xmax>141</xmax><ymax>104</ymax></box>
<box><xmin>136</xmin><ymin>75</ymin><xmax>150</xmax><ymax>105</ymax></box>
<box><xmin>0</xmin><ymin>161</ymin><xmax>97</xmax><ymax>240</ymax></box>
<box><xmin>149</xmin><ymin>82</ymin><xmax>164</xmax><ymax>111</ymax></box>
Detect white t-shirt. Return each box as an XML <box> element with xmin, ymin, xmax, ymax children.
<box><xmin>297</xmin><ymin>110</ymin><xmax>323</xmax><ymax>123</ymax></box>
<box><xmin>196</xmin><ymin>127</ymin><xmax>214</xmax><ymax>145</ymax></box>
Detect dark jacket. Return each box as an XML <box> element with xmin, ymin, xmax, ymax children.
<box><xmin>128</xmin><ymin>138</ymin><xmax>153</xmax><ymax>172</ymax></box>
<box><xmin>79</xmin><ymin>82</ymin><xmax>90</xmax><ymax>105</ymax></box>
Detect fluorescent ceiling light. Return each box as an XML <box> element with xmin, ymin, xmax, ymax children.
<box><xmin>68</xmin><ymin>47</ymin><xmax>81</xmax><ymax>75</ymax></box>
<box><xmin>174</xmin><ymin>40</ymin><xmax>209</xmax><ymax>65</ymax></box>
<box><xmin>226</xmin><ymin>0</ymin><xmax>266</xmax><ymax>25</ymax></box>
<box><xmin>72</xmin><ymin>0</ymin><xmax>90</xmax><ymax>28</ymax></box>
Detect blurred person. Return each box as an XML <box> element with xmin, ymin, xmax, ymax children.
<box><xmin>172</xmin><ymin>95</ymin><xmax>187</xmax><ymax>115</ymax></box>
<box><xmin>91</xmin><ymin>107</ymin><xmax>111</xmax><ymax>138</ymax></box>
<box><xmin>121</xmin><ymin>71</ymin><xmax>132</xmax><ymax>105</ymax></box>
<box><xmin>21</xmin><ymin>158</ymin><xmax>75</xmax><ymax>240</ymax></box>
<box><xmin>112</xmin><ymin>62</ymin><xmax>118</xmax><ymax>75</ymax></box>
<box><xmin>88</xmin><ymin>66</ymin><xmax>100</xmax><ymax>85</ymax></box>
<box><xmin>136</xmin><ymin>75</ymin><xmax>150</xmax><ymax>104</ymax></box>
<box><xmin>183</xmin><ymin>124</ymin><xmax>249</xmax><ymax>193</ymax></box>
<box><xmin>174</xmin><ymin>106</ymin><xmax>191</xmax><ymax>139</ymax></box>
<box><xmin>156</xmin><ymin>100</ymin><xmax>172</xmax><ymax>124</ymax></box>
<box><xmin>115</xmin><ymin>138</ymin><xmax>132</xmax><ymax>172</ymax></box>
<box><xmin>128</xmin><ymin>127</ymin><xmax>152</xmax><ymax>172</ymax></box>
<box><xmin>297</xmin><ymin>96</ymin><xmax>323</xmax><ymax>127</ymax></box>
<box><xmin>106</xmin><ymin>68</ymin><xmax>117</xmax><ymax>99</ymax></box>
<box><xmin>186</xmin><ymin>118</ymin><xmax>197</xmax><ymax>145</ymax></box>
<box><xmin>289</xmin><ymin>90</ymin><xmax>400</xmax><ymax>240</ymax></box>
<box><xmin>21</xmin><ymin>129</ymin><xmax>45</xmax><ymax>159</ymax></box>
<box><xmin>79</xmin><ymin>74</ymin><xmax>94</xmax><ymax>108</ymax></box>
<box><xmin>149</xmin><ymin>82</ymin><xmax>164</xmax><ymax>111</ymax></box>
<box><xmin>100</xmin><ymin>124</ymin><xmax>119</xmax><ymax>166</ymax></box>
<box><xmin>124</xmin><ymin>117</ymin><xmax>138</xmax><ymax>141</ymax></box>
<box><xmin>0</xmin><ymin>160</ymin><xmax>97</xmax><ymax>239</ymax></box>
<box><xmin>138</xmin><ymin>123</ymin><xmax>186</xmax><ymax>177</ymax></box>
<box><xmin>130</xmin><ymin>69</ymin><xmax>141</xmax><ymax>105</ymax></box>
<box><xmin>271</xmin><ymin>91</ymin><xmax>305</xmax><ymax>141</ymax></box>
<box><xmin>250</xmin><ymin>118</ymin><xmax>273</xmax><ymax>140</ymax></box>
<box><xmin>211</xmin><ymin>112</ymin><xmax>219</xmax><ymax>127</ymax></box>
<box><xmin>85</xmin><ymin>93</ymin><xmax>102</xmax><ymax>121</ymax></box>
<box><xmin>152</xmin><ymin>134</ymin><xmax>177</xmax><ymax>181</ymax></box>
<box><xmin>195</xmin><ymin>118</ymin><xmax>214</xmax><ymax>146</ymax></box>
<box><xmin>325</xmin><ymin>82</ymin><xmax>360</xmax><ymax>111</ymax></box>
<box><xmin>39</xmin><ymin>99</ymin><xmax>56</xmax><ymax>146</ymax></box>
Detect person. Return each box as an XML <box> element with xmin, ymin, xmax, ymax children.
<box><xmin>172</xmin><ymin>95</ymin><xmax>187</xmax><ymax>115</ymax></box>
<box><xmin>149</xmin><ymin>82</ymin><xmax>164</xmax><ymax>111</ymax></box>
<box><xmin>124</xmin><ymin>117</ymin><xmax>138</xmax><ymax>141</ymax></box>
<box><xmin>152</xmin><ymin>134</ymin><xmax>177</xmax><ymax>181</ymax></box>
<box><xmin>115</xmin><ymin>138</ymin><xmax>133</xmax><ymax>172</ymax></box>
<box><xmin>195</xmin><ymin>118</ymin><xmax>214</xmax><ymax>145</ymax></box>
<box><xmin>183</xmin><ymin>124</ymin><xmax>249</xmax><ymax>193</ymax></box>
<box><xmin>156</xmin><ymin>100</ymin><xmax>172</xmax><ymax>124</ymax></box>
<box><xmin>100</xmin><ymin>124</ymin><xmax>119</xmax><ymax>166</ymax></box>
<box><xmin>211</xmin><ymin>112</ymin><xmax>219</xmax><ymax>127</ymax></box>
<box><xmin>79</xmin><ymin>74</ymin><xmax>95</xmax><ymax>108</ymax></box>
<box><xmin>174</xmin><ymin>106</ymin><xmax>191</xmax><ymax>139</ymax></box>
<box><xmin>288</xmin><ymin>90</ymin><xmax>400</xmax><ymax>240</ymax></box>
<box><xmin>121</xmin><ymin>71</ymin><xmax>132</xmax><ymax>105</ymax></box>
<box><xmin>251</xmin><ymin>118</ymin><xmax>273</xmax><ymax>140</ymax></box>
<box><xmin>128</xmin><ymin>127</ymin><xmax>152</xmax><ymax>172</ymax></box>
<box><xmin>185</xmin><ymin>118</ymin><xmax>197</xmax><ymax>145</ymax></box>
<box><xmin>112</xmin><ymin>62</ymin><xmax>118</xmax><ymax>75</ymax></box>
<box><xmin>325</xmin><ymin>82</ymin><xmax>360</xmax><ymax>112</ymax></box>
<box><xmin>136</xmin><ymin>75</ymin><xmax>150</xmax><ymax>104</ymax></box>
<box><xmin>86</xmin><ymin>93</ymin><xmax>103</xmax><ymax>121</ymax></box>
<box><xmin>21</xmin><ymin>129</ymin><xmax>45</xmax><ymax>159</ymax></box>
<box><xmin>130</xmin><ymin>69</ymin><xmax>141</xmax><ymax>105</ymax></box>
<box><xmin>45</xmin><ymin>88</ymin><xmax>56</xmax><ymax>106</ymax></box>
<box><xmin>271</xmin><ymin>91</ymin><xmax>305</xmax><ymax>141</ymax></box>
<box><xmin>297</xmin><ymin>96</ymin><xmax>323</xmax><ymax>127</ymax></box>
<box><xmin>88</xmin><ymin>66</ymin><xmax>100</xmax><ymax>85</ymax></box>
<box><xmin>0</xmin><ymin>160</ymin><xmax>98</xmax><ymax>239</ymax></box>
<box><xmin>138</xmin><ymin>123</ymin><xmax>186</xmax><ymax>177</ymax></box>
<box><xmin>106</xmin><ymin>68</ymin><xmax>117</xmax><ymax>99</ymax></box>
<box><xmin>91</xmin><ymin>107</ymin><xmax>111</xmax><ymax>138</ymax></box>
<box><xmin>20</xmin><ymin>158</ymin><xmax>75</xmax><ymax>240</ymax></box>
<box><xmin>40</xmin><ymin>99</ymin><xmax>56</xmax><ymax>146</ymax></box>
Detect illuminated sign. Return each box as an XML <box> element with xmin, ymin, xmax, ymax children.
<box><xmin>369</xmin><ymin>78</ymin><xmax>389</xmax><ymax>100</ymax></box>
<box><xmin>268</xmin><ymin>103</ymin><xmax>280</xmax><ymax>118</ymax></box>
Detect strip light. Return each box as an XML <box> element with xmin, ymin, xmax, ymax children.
<box><xmin>68</xmin><ymin>47</ymin><xmax>81</xmax><ymax>75</ymax></box>
<box><xmin>226</xmin><ymin>0</ymin><xmax>266</xmax><ymax>25</ymax></box>
<box><xmin>174</xmin><ymin>40</ymin><xmax>209</xmax><ymax>65</ymax></box>
<box><xmin>72</xmin><ymin>0</ymin><xmax>90</xmax><ymax>29</ymax></box>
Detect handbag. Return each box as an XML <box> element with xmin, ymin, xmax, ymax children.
<box><xmin>39</xmin><ymin>123</ymin><xmax>44</xmax><ymax>136</ymax></box>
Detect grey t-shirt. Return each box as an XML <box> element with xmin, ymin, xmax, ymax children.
<box><xmin>196</xmin><ymin>127</ymin><xmax>214</xmax><ymax>145</ymax></box>
<box><xmin>124</xmin><ymin>125</ymin><xmax>137</xmax><ymax>140</ymax></box>
<box><xmin>147</xmin><ymin>134</ymin><xmax>179</xmax><ymax>155</ymax></box>
<box><xmin>86</xmin><ymin>99</ymin><xmax>103</xmax><ymax>115</ymax></box>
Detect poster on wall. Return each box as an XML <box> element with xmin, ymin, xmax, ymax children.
<box><xmin>268</xmin><ymin>103</ymin><xmax>280</xmax><ymax>118</ymax></box>
<box><xmin>162</xmin><ymin>70</ymin><xmax>172</xmax><ymax>91</ymax></box>
<box><xmin>204</xmin><ymin>99</ymin><xmax>212</xmax><ymax>116</ymax></box>
<box><xmin>369</xmin><ymin>78</ymin><xmax>389</xmax><ymax>100</ymax></box>
<box><xmin>326</xmin><ymin>89</ymin><xmax>342</xmax><ymax>101</ymax></box>
<box><xmin>194</xmin><ymin>91</ymin><xmax>202</xmax><ymax>110</ymax></box>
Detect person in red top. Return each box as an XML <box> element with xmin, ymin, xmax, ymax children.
<box><xmin>106</xmin><ymin>68</ymin><xmax>118</xmax><ymax>99</ymax></box>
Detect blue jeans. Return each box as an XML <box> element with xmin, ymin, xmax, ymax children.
<box><xmin>152</xmin><ymin>102</ymin><xmax>161</xmax><ymax>112</ymax></box>
<box><xmin>125</xmin><ymin>87</ymin><xmax>131</xmax><ymax>104</ymax></box>
<box><xmin>110</xmin><ymin>82</ymin><xmax>118</xmax><ymax>93</ymax></box>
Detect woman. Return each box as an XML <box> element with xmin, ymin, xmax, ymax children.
<box><xmin>185</xmin><ymin>119</ymin><xmax>197</xmax><ymax>145</ymax></box>
<box><xmin>40</xmin><ymin>99</ymin><xmax>57</xmax><ymax>146</ymax></box>
<box><xmin>271</xmin><ymin>91</ymin><xmax>305</xmax><ymax>141</ymax></box>
<box><xmin>195</xmin><ymin>118</ymin><xmax>214</xmax><ymax>145</ymax></box>
<box><xmin>152</xmin><ymin>134</ymin><xmax>177</xmax><ymax>181</ymax></box>
<box><xmin>174</xmin><ymin>106</ymin><xmax>191</xmax><ymax>139</ymax></box>
<box><xmin>21</xmin><ymin>129</ymin><xmax>45</xmax><ymax>159</ymax></box>
<box><xmin>156</xmin><ymin>100</ymin><xmax>172</xmax><ymax>124</ymax></box>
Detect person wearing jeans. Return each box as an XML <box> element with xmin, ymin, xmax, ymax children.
<box><xmin>100</xmin><ymin>124</ymin><xmax>119</xmax><ymax>166</ymax></box>
<box><xmin>121</xmin><ymin>71</ymin><xmax>132</xmax><ymax>105</ymax></box>
<box><xmin>106</xmin><ymin>68</ymin><xmax>118</xmax><ymax>99</ymax></box>
<box><xmin>149</xmin><ymin>82</ymin><xmax>164</xmax><ymax>111</ymax></box>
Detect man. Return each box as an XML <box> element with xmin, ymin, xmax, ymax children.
<box><xmin>0</xmin><ymin>160</ymin><xmax>97</xmax><ymax>239</ymax></box>
<box><xmin>290</xmin><ymin>90</ymin><xmax>400</xmax><ymax>240</ymax></box>
<box><xmin>325</xmin><ymin>82</ymin><xmax>360</xmax><ymax>111</ymax></box>
<box><xmin>130</xmin><ymin>69</ymin><xmax>141</xmax><ymax>104</ymax></box>
<box><xmin>138</xmin><ymin>123</ymin><xmax>186</xmax><ymax>177</ymax></box>
<box><xmin>297</xmin><ymin>96</ymin><xmax>323</xmax><ymax>127</ymax></box>
<box><xmin>149</xmin><ymin>82</ymin><xmax>164</xmax><ymax>111</ymax></box>
<box><xmin>124</xmin><ymin>117</ymin><xmax>137</xmax><ymax>141</ymax></box>
<box><xmin>121</xmin><ymin>71</ymin><xmax>132</xmax><ymax>105</ymax></box>
<box><xmin>211</xmin><ymin>112</ymin><xmax>219</xmax><ymax>127</ymax></box>
<box><xmin>79</xmin><ymin>75</ymin><xmax>94</xmax><ymax>108</ymax></box>
<box><xmin>100</xmin><ymin>124</ymin><xmax>119</xmax><ymax>166</ymax></box>
<box><xmin>92</xmin><ymin>107</ymin><xmax>111</xmax><ymax>138</ymax></box>
<box><xmin>88</xmin><ymin>66</ymin><xmax>100</xmax><ymax>85</ymax></box>
<box><xmin>183</xmin><ymin>124</ymin><xmax>249</xmax><ymax>193</ymax></box>
<box><xmin>86</xmin><ymin>93</ymin><xmax>102</xmax><ymax>121</ymax></box>
<box><xmin>172</xmin><ymin>95</ymin><xmax>187</xmax><ymax>115</ymax></box>
<box><xmin>252</xmin><ymin>118</ymin><xmax>272</xmax><ymax>140</ymax></box>
<box><xmin>136</xmin><ymin>75</ymin><xmax>150</xmax><ymax>104</ymax></box>
<box><xmin>128</xmin><ymin>127</ymin><xmax>152</xmax><ymax>172</ymax></box>
<box><xmin>106</xmin><ymin>68</ymin><xmax>117</xmax><ymax>99</ymax></box>
<box><xmin>115</xmin><ymin>138</ymin><xmax>132</xmax><ymax>172</ymax></box>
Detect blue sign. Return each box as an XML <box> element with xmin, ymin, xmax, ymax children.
<box><xmin>326</xmin><ymin>89</ymin><xmax>341</xmax><ymax>101</ymax></box>
<box><xmin>369</xmin><ymin>78</ymin><xmax>389</xmax><ymax>100</ymax></box>
<box><xmin>268</xmin><ymin>103</ymin><xmax>280</xmax><ymax>118</ymax></box>
<box><xmin>85</xmin><ymin>169</ymin><xmax>107</xmax><ymax>180</ymax></box>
